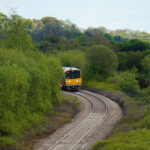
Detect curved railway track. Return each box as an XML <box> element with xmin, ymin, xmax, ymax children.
<box><xmin>48</xmin><ymin>90</ymin><xmax>108</xmax><ymax>150</ymax></box>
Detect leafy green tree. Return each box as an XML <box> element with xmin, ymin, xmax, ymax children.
<box><xmin>126</xmin><ymin>51</ymin><xmax>142</xmax><ymax>70</ymax></box>
<box><xmin>142</xmin><ymin>49</ymin><xmax>150</xmax><ymax>58</ymax></box>
<box><xmin>39</xmin><ymin>35</ymin><xmax>61</xmax><ymax>52</ymax></box>
<box><xmin>31</xmin><ymin>19</ymin><xmax>43</xmax><ymax>42</ymax></box>
<box><xmin>143</xmin><ymin>86</ymin><xmax>150</xmax><ymax>102</ymax></box>
<box><xmin>0</xmin><ymin>47</ymin><xmax>63</xmax><ymax>148</ymax></box>
<box><xmin>142</xmin><ymin>55</ymin><xmax>150</xmax><ymax>85</ymax></box>
<box><xmin>41</xmin><ymin>16</ymin><xmax>60</xmax><ymax>25</ymax></box>
<box><xmin>117</xmin><ymin>71</ymin><xmax>139</xmax><ymax>94</ymax></box>
<box><xmin>121</xmin><ymin>39</ymin><xmax>149</xmax><ymax>52</ymax></box>
<box><xmin>86</xmin><ymin>45</ymin><xmax>118</xmax><ymax>80</ymax></box>
<box><xmin>25</xmin><ymin>18</ymin><xmax>34</xmax><ymax>34</ymax></box>
<box><xmin>0</xmin><ymin>12</ymin><xmax>7</xmax><ymax>29</ymax></box>
<box><xmin>46</xmin><ymin>35</ymin><xmax>60</xmax><ymax>43</ymax></box>
<box><xmin>41</xmin><ymin>17</ymin><xmax>65</xmax><ymax>39</ymax></box>
<box><xmin>0</xmin><ymin>12</ymin><xmax>7</xmax><ymax>39</ymax></box>
<box><xmin>58</xmin><ymin>50</ymin><xmax>86</xmax><ymax>70</ymax></box>
<box><xmin>4</xmin><ymin>14</ymin><xmax>33</xmax><ymax>50</ymax></box>
<box><xmin>85</xmin><ymin>28</ymin><xmax>109</xmax><ymax>45</ymax></box>
<box><xmin>117</xmin><ymin>52</ymin><xmax>127</xmax><ymax>71</ymax></box>
<box><xmin>75</xmin><ymin>35</ymin><xmax>89</xmax><ymax>47</ymax></box>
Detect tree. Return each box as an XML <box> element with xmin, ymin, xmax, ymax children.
<box><xmin>41</xmin><ymin>16</ymin><xmax>60</xmax><ymax>25</ymax></box>
<box><xmin>142</xmin><ymin>55</ymin><xmax>150</xmax><ymax>85</ymax></box>
<box><xmin>31</xmin><ymin>19</ymin><xmax>43</xmax><ymax>42</ymax></box>
<box><xmin>117</xmin><ymin>52</ymin><xmax>127</xmax><ymax>71</ymax></box>
<box><xmin>143</xmin><ymin>86</ymin><xmax>150</xmax><ymax>102</ymax></box>
<box><xmin>4</xmin><ymin>14</ymin><xmax>33</xmax><ymax>50</ymax></box>
<box><xmin>85</xmin><ymin>27</ymin><xmax>110</xmax><ymax>45</ymax></box>
<box><xmin>46</xmin><ymin>35</ymin><xmax>59</xmax><ymax>43</ymax></box>
<box><xmin>121</xmin><ymin>39</ymin><xmax>149</xmax><ymax>52</ymax></box>
<box><xmin>74</xmin><ymin>35</ymin><xmax>89</xmax><ymax>47</ymax></box>
<box><xmin>126</xmin><ymin>51</ymin><xmax>142</xmax><ymax>70</ymax></box>
<box><xmin>86</xmin><ymin>45</ymin><xmax>118</xmax><ymax>80</ymax></box>
<box><xmin>0</xmin><ymin>12</ymin><xmax>7</xmax><ymax>39</ymax></box>
<box><xmin>58</xmin><ymin>50</ymin><xmax>86</xmax><ymax>70</ymax></box>
<box><xmin>39</xmin><ymin>35</ymin><xmax>60</xmax><ymax>52</ymax></box>
<box><xmin>0</xmin><ymin>12</ymin><xmax>7</xmax><ymax>29</ymax></box>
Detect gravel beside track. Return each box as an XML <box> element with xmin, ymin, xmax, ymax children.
<box><xmin>33</xmin><ymin>90</ymin><xmax>122</xmax><ymax>150</ymax></box>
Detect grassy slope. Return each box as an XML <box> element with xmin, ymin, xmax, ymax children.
<box><xmin>85</xmin><ymin>81</ymin><xmax>150</xmax><ymax>150</ymax></box>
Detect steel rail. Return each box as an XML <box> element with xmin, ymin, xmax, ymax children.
<box><xmin>47</xmin><ymin>91</ymin><xmax>94</xmax><ymax>150</ymax></box>
<box><xmin>70</xmin><ymin>90</ymin><xmax>108</xmax><ymax>150</ymax></box>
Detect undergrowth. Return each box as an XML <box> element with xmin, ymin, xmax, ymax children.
<box><xmin>86</xmin><ymin>80</ymin><xmax>150</xmax><ymax>150</ymax></box>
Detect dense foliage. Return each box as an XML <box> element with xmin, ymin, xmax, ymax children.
<box><xmin>57</xmin><ymin>50</ymin><xmax>86</xmax><ymax>70</ymax></box>
<box><xmin>0</xmin><ymin>12</ymin><xmax>64</xmax><ymax>149</ymax></box>
<box><xmin>0</xmin><ymin>48</ymin><xmax>63</xmax><ymax>148</ymax></box>
<box><xmin>0</xmin><ymin>11</ymin><xmax>150</xmax><ymax>149</ymax></box>
<box><xmin>86</xmin><ymin>45</ymin><xmax>118</xmax><ymax>80</ymax></box>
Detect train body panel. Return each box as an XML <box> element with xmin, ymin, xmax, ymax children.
<box><xmin>61</xmin><ymin>67</ymin><xmax>82</xmax><ymax>91</ymax></box>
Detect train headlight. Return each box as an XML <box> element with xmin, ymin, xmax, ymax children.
<box><xmin>77</xmin><ymin>80</ymin><xmax>80</xmax><ymax>82</ymax></box>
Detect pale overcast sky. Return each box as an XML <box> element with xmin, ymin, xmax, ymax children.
<box><xmin>0</xmin><ymin>0</ymin><xmax>150</xmax><ymax>32</ymax></box>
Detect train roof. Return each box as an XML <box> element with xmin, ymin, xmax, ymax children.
<box><xmin>62</xmin><ymin>67</ymin><xmax>80</xmax><ymax>72</ymax></box>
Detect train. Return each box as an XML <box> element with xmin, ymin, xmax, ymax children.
<box><xmin>60</xmin><ymin>67</ymin><xmax>82</xmax><ymax>91</ymax></box>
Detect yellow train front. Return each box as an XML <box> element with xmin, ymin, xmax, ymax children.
<box><xmin>61</xmin><ymin>67</ymin><xmax>82</xmax><ymax>91</ymax></box>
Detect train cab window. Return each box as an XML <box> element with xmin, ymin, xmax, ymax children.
<box><xmin>72</xmin><ymin>71</ymin><xmax>80</xmax><ymax>78</ymax></box>
<box><xmin>66</xmin><ymin>71</ymin><xmax>71</xmax><ymax>79</ymax></box>
<box><xmin>66</xmin><ymin>70</ymin><xmax>80</xmax><ymax>79</ymax></box>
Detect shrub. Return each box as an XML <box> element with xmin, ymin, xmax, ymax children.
<box><xmin>117</xmin><ymin>71</ymin><xmax>139</xmax><ymax>94</ymax></box>
<box><xmin>91</xmin><ymin>129</ymin><xmax>150</xmax><ymax>150</ymax></box>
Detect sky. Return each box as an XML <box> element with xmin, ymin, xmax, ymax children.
<box><xmin>0</xmin><ymin>0</ymin><xmax>150</xmax><ymax>33</ymax></box>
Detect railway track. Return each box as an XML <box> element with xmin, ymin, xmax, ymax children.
<box><xmin>48</xmin><ymin>90</ymin><xmax>108</xmax><ymax>150</ymax></box>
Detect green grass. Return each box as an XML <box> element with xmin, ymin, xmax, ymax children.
<box><xmin>86</xmin><ymin>80</ymin><xmax>117</xmax><ymax>91</ymax></box>
<box><xmin>85</xmin><ymin>80</ymin><xmax>150</xmax><ymax>150</ymax></box>
<box><xmin>91</xmin><ymin>129</ymin><xmax>150</xmax><ymax>150</ymax></box>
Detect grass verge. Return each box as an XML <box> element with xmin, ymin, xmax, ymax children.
<box><xmin>84</xmin><ymin>81</ymin><xmax>150</xmax><ymax>150</ymax></box>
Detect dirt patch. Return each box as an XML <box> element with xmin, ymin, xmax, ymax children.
<box><xmin>21</xmin><ymin>92</ymin><xmax>80</xmax><ymax>150</ymax></box>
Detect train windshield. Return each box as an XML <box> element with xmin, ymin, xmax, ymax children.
<box><xmin>66</xmin><ymin>70</ymin><xmax>80</xmax><ymax>79</ymax></box>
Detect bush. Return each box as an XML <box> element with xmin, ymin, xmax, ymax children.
<box><xmin>117</xmin><ymin>71</ymin><xmax>139</xmax><ymax>94</ymax></box>
<box><xmin>91</xmin><ymin>129</ymin><xmax>150</xmax><ymax>150</ymax></box>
